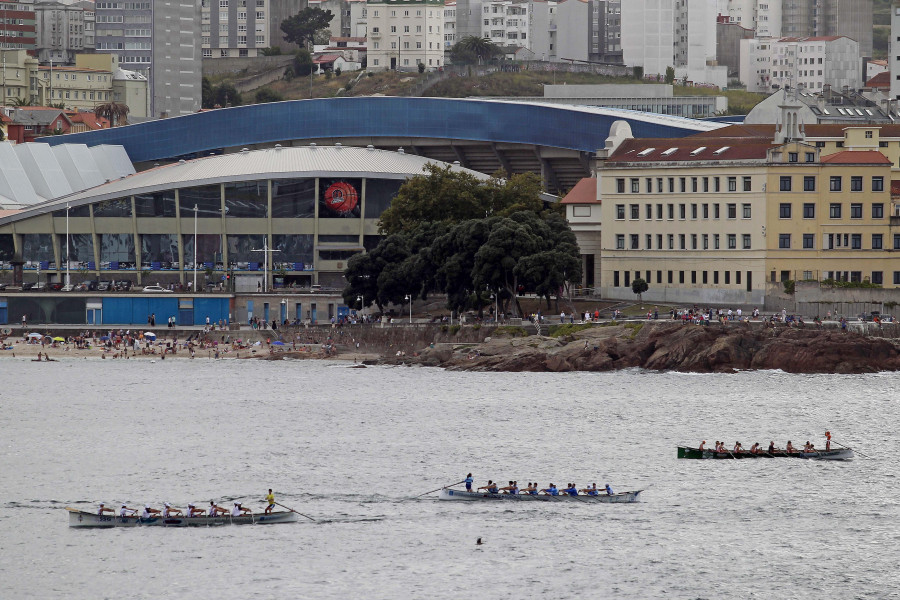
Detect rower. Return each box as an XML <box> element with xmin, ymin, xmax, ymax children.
<box><xmin>232</xmin><ymin>502</ymin><xmax>251</xmax><ymax>517</ymax></box>
<box><xmin>749</xmin><ymin>442</ymin><xmax>760</xmax><ymax>454</ymax></box>
<box><xmin>477</xmin><ymin>480</ymin><xmax>498</xmax><ymax>494</ymax></box>
<box><xmin>97</xmin><ymin>503</ymin><xmax>115</xmax><ymax>516</ymax></box>
<box><xmin>119</xmin><ymin>504</ymin><xmax>137</xmax><ymax>518</ymax></box>
<box><xmin>698</xmin><ymin>440</ymin><xmax>706</xmax><ymax>451</ymax></box>
<box><xmin>186</xmin><ymin>503</ymin><xmax>205</xmax><ymax>517</ymax></box>
<box><xmin>803</xmin><ymin>441</ymin><xmax>813</xmax><ymax>453</ymax></box>
<box><xmin>209</xmin><ymin>501</ymin><xmax>228</xmax><ymax>516</ymax></box>
<box><xmin>786</xmin><ymin>441</ymin><xmax>795</xmax><ymax>454</ymax></box>
<box><xmin>768</xmin><ymin>441</ymin><xmax>776</xmax><ymax>454</ymax></box>
<box><xmin>526</xmin><ymin>483</ymin><xmax>538</xmax><ymax>496</ymax></box>
<box><xmin>464</xmin><ymin>473</ymin><xmax>474</xmax><ymax>492</ymax></box>
<box><xmin>580</xmin><ymin>483</ymin><xmax>600</xmax><ymax>496</ymax></box>
<box><xmin>733</xmin><ymin>441</ymin><xmax>743</xmax><ymax>453</ymax></box>
<box><xmin>498</xmin><ymin>481</ymin><xmax>516</xmax><ymax>494</ymax></box>
<box><xmin>561</xmin><ymin>483</ymin><xmax>578</xmax><ymax>497</ymax></box>
<box><xmin>541</xmin><ymin>483</ymin><xmax>559</xmax><ymax>496</ymax></box>
<box><xmin>825</xmin><ymin>431</ymin><xmax>832</xmax><ymax>451</ymax></box>
<box><xmin>264</xmin><ymin>489</ymin><xmax>275</xmax><ymax>514</ymax></box>
<box><xmin>163</xmin><ymin>502</ymin><xmax>183</xmax><ymax>518</ymax></box>
<box><xmin>605</xmin><ymin>484</ymin><xmax>614</xmax><ymax>496</ymax></box>
<box><xmin>142</xmin><ymin>504</ymin><xmax>161</xmax><ymax>519</ymax></box>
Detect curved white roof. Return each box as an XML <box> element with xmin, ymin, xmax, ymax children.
<box><xmin>0</xmin><ymin>145</ymin><xmax>488</xmax><ymax>224</ymax></box>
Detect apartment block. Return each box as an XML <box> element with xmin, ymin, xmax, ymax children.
<box><xmin>201</xmin><ymin>0</ymin><xmax>271</xmax><ymax>59</ymax></box>
<box><xmin>34</xmin><ymin>0</ymin><xmax>86</xmax><ymax>63</ymax></box>
<box><xmin>0</xmin><ymin>0</ymin><xmax>36</xmax><ymax>50</ymax></box>
<box><xmin>150</xmin><ymin>1</ymin><xmax>201</xmax><ymax>118</ymax></box>
<box><xmin>740</xmin><ymin>35</ymin><xmax>860</xmax><ymax>93</ymax></box>
<box><xmin>366</xmin><ymin>0</ymin><xmax>444</xmax><ymax>72</ymax></box>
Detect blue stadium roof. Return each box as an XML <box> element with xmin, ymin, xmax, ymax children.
<box><xmin>39</xmin><ymin>97</ymin><xmax>722</xmax><ymax>163</ymax></box>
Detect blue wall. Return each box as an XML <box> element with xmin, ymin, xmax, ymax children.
<box><xmin>39</xmin><ymin>98</ymin><xmax>715</xmax><ymax>162</ymax></box>
<box><xmin>101</xmin><ymin>297</ymin><xmax>229</xmax><ymax>325</ymax></box>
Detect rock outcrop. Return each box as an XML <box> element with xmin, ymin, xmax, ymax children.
<box><xmin>408</xmin><ymin>322</ymin><xmax>900</xmax><ymax>374</ymax></box>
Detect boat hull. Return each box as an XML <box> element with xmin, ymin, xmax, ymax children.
<box><xmin>438</xmin><ymin>488</ymin><xmax>641</xmax><ymax>503</ymax></box>
<box><xmin>67</xmin><ymin>509</ymin><xmax>298</xmax><ymax>528</ymax></box>
<box><xmin>677</xmin><ymin>446</ymin><xmax>854</xmax><ymax>460</ymax></box>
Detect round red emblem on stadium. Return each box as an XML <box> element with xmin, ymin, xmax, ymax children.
<box><xmin>324</xmin><ymin>181</ymin><xmax>359</xmax><ymax>214</ymax></box>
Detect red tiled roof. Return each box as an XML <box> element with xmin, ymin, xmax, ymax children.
<box><xmin>865</xmin><ymin>71</ymin><xmax>890</xmax><ymax>89</ymax></box>
<box><xmin>560</xmin><ymin>177</ymin><xmax>599</xmax><ymax>204</ymax></box>
<box><xmin>68</xmin><ymin>112</ymin><xmax>109</xmax><ymax>129</ymax></box>
<box><xmin>778</xmin><ymin>35</ymin><xmax>844</xmax><ymax>42</ymax></box>
<box><xmin>891</xmin><ymin>180</ymin><xmax>900</xmax><ymax>196</ymax></box>
<box><xmin>0</xmin><ymin>112</ymin><xmax>11</xmax><ymax>124</ymax></box>
<box><xmin>693</xmin><ymin>123</ymin><xmax>900</xmax><ymax>140</ymax></box>
<box><xmin>819</xmin><ymin>150</ymin><xmax>892</xmax><ymax>165</ymax></box>
<box><xmin>607</xmin><ymin>138</ymin><xmax>774</xmax><ymax>162</ymax></box>
<box><xmin>313</xmin><ymin>54</ymin><xmax>341</xmax><ymax>64</ymax></box>
<box><xmin>330</xmin><ymin>36</ymin><xmax>366</xmax><ymax>42</ymax></box>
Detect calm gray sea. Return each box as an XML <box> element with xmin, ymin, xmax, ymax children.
<box><xmin>1</xmin><ymin>359</ymin><xmax>897</xmax><ymax>599</ymax></box>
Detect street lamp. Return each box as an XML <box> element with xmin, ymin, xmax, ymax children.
<box><xmin>404</xmin><ymin>293</ymin><xmax>412</xmax><ymax>323</ymax></box>
<box><xmin>490</xmin><ymin>292</ymin><xmax>498</xmax><ymax>322</ymax></box>
<box><xmin>65</xmin><ymin>202</ymin><xmax>70</xmax><ymax>288</ymax></box>
<box><xmin>192</xmin><ymin>204</ymin><xmax>197</xmax><ymax>293</ymax></box>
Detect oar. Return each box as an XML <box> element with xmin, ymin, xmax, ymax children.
<box><xmin>831</xmin><ymin>439</ymin><xmax>873</xmax><ymax>459</ymax></box>
<box><xmin>274</xmin><ymin>501</ymin><xmax>317</xmax><ymax>522</ymax></box>
<box><xmin>414</xmin><ymin>479</ymin><xmax>466</xmax><ymax>498</ymax></box>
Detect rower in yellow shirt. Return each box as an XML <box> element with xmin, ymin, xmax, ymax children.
<box><xmin>264</xmin><ymin>489</ymin><xmax>275</xmax><ymax>514</ymax></box>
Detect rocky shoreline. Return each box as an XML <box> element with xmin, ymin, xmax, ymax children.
<box><xmin>396</xmin><ymin>321</ymin><xmax>900</xmax><ymax>374</ymax></box>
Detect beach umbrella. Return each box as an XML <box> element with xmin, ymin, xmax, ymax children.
<box><xmin>52</xmin><ymin>337</ymin><xmax>65</xmax><ymax>342</ymax></box>
<box><xmin>100</xmin><ymin>336</ymin><xmax>110</xmax><ymax>341</ymax></box>
<box><xmin>272</xmin><ymin>341</ymin><xmax>285</xmax><ymax>346</ymax></box>
<box><xmin>26</xmin><ymin>332</ymin><xmax>43</xmax><ymax>338</ymax></box>
<box><xmin>144</xmin><ymin>332</ymin><xmax>157</xmax><ymax>340</ymax></box>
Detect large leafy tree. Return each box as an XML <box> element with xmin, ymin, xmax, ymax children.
<box><xmin>281</xmin><ymin>7</ymin><xmax>334</xmax><ymax>49</ymax></box>
<box><xmin>455</xmin><ymin>36</ymin><xmax>501</xmax><ymax>64</ymax></box>
<box><xmin>95</xmin><ymin>101</ymin><xmax>130</xmax><ymax>127</ymax></box>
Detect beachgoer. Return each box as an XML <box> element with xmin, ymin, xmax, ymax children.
<box><xmin>265</xmin><ymin>489</ymin><xmax>275</xmax><ymax>514</ymax></box>
<box><xmin>464</xmin><ymin>473</ymin><xmax>473</xmax><ymax>492</ymax></box>
<box><xmin>97</xmin><ymin>502</ymin><xmax>115</xmax><ymax>515</ymax></box>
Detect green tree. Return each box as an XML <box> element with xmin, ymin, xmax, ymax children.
<box><xmin>448</xmin><ymin>43</ymin><xmax>478</xmax><ymax>65</ymax></box>
<box><xmin>664</xmin><ymin>66</ymin><xmax>675</xmax><ymax>85</ymax></box>
<box><xmin>281</xmin><ymin>7</ymin><xmax>334</xmax><ymax>48</ymax></box>
<box><xmin>633</xmin><ymin>66</ymin><xmax>644</xmax><ymax>81</ymax></box>
<box><xmin>95</xmin><ymin>101</ymin><xmax>130</xmax><ymax>127</ymax></box>
<box><xmin>0</xmin><ymin>127</ymin><xmax>4</xmax><ymax>142</ymax></box>
<box><xmin>261</xmin><ymin>46</ymin><xmax>283</xmax><ymax>56</ymax></box>
<box><xmin>214</xmin><ymin>83</ymin><xmax>242</xmax><ymax>107</ymax></box>
<box><xmin>632</xmin><ymin>277</ymin><xmax>649</xmax><ymax>302</ymax></box>
<box><xmin>418</xmin><ymin>62</ymin><xmax>426</xmax><ymax>74</ymax></box>
<box><xmin>455</xmin><ymin>36</ymin><xmax>501</xmax><ymax>64</ymax></box>
<box><xmin>202</xmin><ymin>77</ymin><xmax>215</xmax><ymax>108</ymax></box>
<box><xmin>255</xmin><ymin>88</ymin><xmax>285</xmax><ymax>103</ymax></box>
<box><xmin>293</xmin><ymin>49</ymin><xmax>313</xmax><ymax>77</ymax></box>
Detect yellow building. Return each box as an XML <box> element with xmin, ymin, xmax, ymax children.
<box><xmin>563</xmin><ymin>117</ymin><xmax>900</xmax><ymax>305</ymax></box>
<box><xmin>37</xmin><ymin>63</ymin><xmax>114</xmax><ymax>110</ymax></box>
<box><xmin>0</xmin><ymin>49</ymin><xmax>39</xmax><ymax>105</ymax></box>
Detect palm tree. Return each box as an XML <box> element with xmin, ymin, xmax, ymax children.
<box><xmin>457</xmin><ymin>36</ymin><xmax>501</xmax><ymax>64</ymax></box>
<box><xmin>94</xmin><ymin>102</ymin><xmax>130</xmax><ymax>127</ymax></box>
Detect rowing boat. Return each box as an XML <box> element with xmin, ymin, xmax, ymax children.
<box><xmin>676</xmin><ymin>446</ymin><xmax>854</xmax><ymax>460</ymax></box>
<box><xmin>438</xmin><ymin>488</ymin><xmax>642</xmax><ymax>503</ymax></box>
<box><xmin>66</xmin><ymin>508</ymin><xmax>298</xmax><ymax>528</ymax></box>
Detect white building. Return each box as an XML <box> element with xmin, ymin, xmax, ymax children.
<box><xmin>721</xmin><ymin>0</ymin><xmax>782</xmax><ymax>37</ymax></box>
<box><xmin>740</xmin><ymin>35</ymin><xmax>860</xmax><ymax>93</ymax></box>
<box><xmin>892</xmin><ymin>0</ymin><xmax>900</xmax><ymax>101</ymax></box>
<box><xmin>33</xmin><ymin>0</ymin><xmax>86</xmax><ymax>64</ymax></box>
<box><xmin>621</xmin><ymin>0</ymin><xmax>673</xmax><ymax>78</ymax></box>
<box><xmin>479</xmin><ymin>0</ymin><xmax>530</xmax><ymax>48</ymax></box>
<box><xmin>366</xmin><ymin>0</ymin><xmax>444</xmax><ymax>72</ymax></box>
<box><xmin>201</xmin><ymin>0</ymin><xmax>271</xmax><ymax>59</ymax></box>
<box><xmin>350</xmin><ymin>0</ymin><xmax>368</xmax><ymax>37</ymax></box>
<box><xmin>673</xmin><ymin>0</ymin><xmax>725</xmax><ymax>88</ymax></box>
<box><xmin>443</xmin><ymin>0</ymin><xmax>456</xmax><ymax>48</ymax></box>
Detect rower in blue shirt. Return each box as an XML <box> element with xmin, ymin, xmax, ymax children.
<box><xmin>605</xmin><ymin>484</ymin><xmax>614</xmax><ymax>496</ymax></box>
<box><xmin>477</xmin><ymin>480</ymin><xmax>499</xmax><ymax>494</ymax></box>
<box><xmin>580</xmin><ymin>483</ymin><xmax>600</xmax><ymax>496</ymax></box>
<box><xmin>541</xmin><ymin>483</ymin><xmax>559</xmax><ymax>496</ymax></box>
<box><xmin>464</xmin><ymin>473</ymin><xmax>473</xmax><ymax>492</ymax></box>
<box><xmin>562</xmin><ymin>483</ymin><xmax>578</xmax><ymax>496</ymax></box>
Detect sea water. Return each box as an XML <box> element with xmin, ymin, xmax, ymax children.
<box><xmin>0</xmin><ymin>359</ymin><xmax>896</xmax><ymax>599</ymax></box>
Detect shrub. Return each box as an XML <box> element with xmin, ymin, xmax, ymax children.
<box><xmin>547</xmin><ymin>323</ymin><xmax>593</xmax><ymax>338</ymax></box>
<box><xmin>450</xmin><ymin>324</ymin><xmax>461</xmax><ymax>335</ymax></box>
<box><xmin>494</xmin><ymin>325</ymin><xmax>528</xmax><ymax>337</ymax></box>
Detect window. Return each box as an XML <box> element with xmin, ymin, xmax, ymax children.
<box><xmin>691</xmin><ymin>177</ymin><xmax>698</xmax><ymax>193</ymax></box>
<box><xmin>646</xmin><ymin>178</ymin><xmax>653</xmax><ymax>193</ymax></box>
<box><xmin>851</xmin><ymin>234</ymin><xmax>862</xmax><ymax>249</ymax></box>
<box><xmin>873</xmin><ymin>177</ymin><xmax>884</xmax><ymax>192</ymax></box>
<box><xmin>727</xmin><ymin>204</ymin><xmax>736</xmax><ymax>219</ymax></box>
<box><xmin>727</xmin><ymin>234</ymin><xmax>736</xmax><ymax>249</ymax></box>
<box><xmin>742</xmin><ymin>204</ymin><xmax>751</xmax><ymax>219</ymax></box>
<box><xmin>803</xmin><ymin>234</ymin><xmax>814</xmax><ymax>249</ymax></box>
<box><xmin>668</xmin><ymin>271</ymin><xmax>673</xmax><ymax>284</ymax></box>
<box><xmin>679</xmin><ymin>271</ymin><xmax>685</xmax><ymax>284</ymax></box>
<box><xmin>616</xmin><ymin>234</ymin><xmax>624</xmax><ymax>249</ymax></box>
<box><xmin>691</xmin><ymin>271</ymin><xmax>697</xmax><ymax>284</ymax></box>
<box><xmin>894</xmin><ymin>272</ymin><xmax>900</xmax><ymax>285</ymax></box>
<box><xmin>703</xmin><ymin>204</ymin><xmax>709</xmax><ymax>219</ymax></box>
<box><xmin>645</xmin><ymin>204</ymin><xmax>652</xmax><ymax>219</ymax></box>
<box><xmin>656</xmin><ymin>204</ymin><xmax>663</xmax><ymax>219</ymax></box>
<box><xmin>656</xmin><ymin>234</ymin><xmax>662</xmax><ymax>249</ymax></box>
<box><xmin>779</xmin><ymin>234</ymin><xmax>791</xmax><ymax>248</ymax></box>
<box><xmin>895</xmin><ymin>234</ymin><xmax>900</xmax><ymax>250</ymax></box>
<box><xmin>680</xmin><ymin>178</ymin><xmax>686</xmax><ymax>193</ymax></box>
<box><xmin>743</xmin><ymin>177</ymin><xmax>751</xmax><ymax>191</ymax></box>
<box><xmin>873</xmin><ymin>204</ymin><xmax>884</xmax><ymax>219</ymax></box>
<box><xmin>668</xmin><ymin>178</ymin><xmax>674</xmax><ymax>193</ymax></box>
<box><xmin>679</xmin><ymin>234</ymin><xmax>686</xmax><ymax>249</ymax></box>
<box><xmin>725</xmin><ymin>271</ymin><xmax>731</xmax><ymax>285</ymax></box>
<box><xmin>667</xmin><ymin>204</ymin><xmax>674</xmax><ymax>220</ymax></box>
<box><xmin>702</xmin><ymin>234</ymin><xmax>708</xmax><ymax>249</ymax></box>
<box><xmin>779</xmin><ymin>203</ymin><xmax>791</xmax><ymax>218</ymax></box>
<box><xmin>691</xmin><ymin>204</ymin><xmax>697</xmax><ymax>219</ymax></box>
<box><xmin>779</xmin><ymin>176</ymin><xmax>792</xmax><ymax>191</ymax></box>
<box><xmin>742</xmin><ymin>234</ymin><xmax>751</xmax><ymax>249</ymax></box>
<box><xmin>616</xmin><ymin>178</ymin><xmax>625</xmax><ymax>193</ymax></box>
<box><xmin>714</xmin><ymin>177</ymin><xmax>721</xmax><ymax>192</ymax></box>
<box><xmin>615</xmin><ymin>205</ymin><xmax>625</xmax><ymax>219</ymax></box>
<box><xmin>872</xmin><ymin>271</ymin><xmax>883</xmax><ymax>285</ymax></box>
<box><xmin>830</xmin><ymin>203</ymin><xmax>842</xmax><ymax>219</ymax></box>
<box><xmin>691</xmin><ymin>234</ymin><xmax>697</xmax><ymax>250</ymax></box>
<box><xmin>803</xmin><ymin>176</ymin><xmax>815</xmax><ymax>191</ymax></box>
<box><xmin>668</xmin><ymin>234</ymin><xmax>674</xmax><ymax>250</ymax></box>
<box><xmin>679</xmin><ymin>204</ymin><xmax>686</xmax><ymax>219</ymax></box>
<box><xmin>866</xmin><ymin>130</ymin><xmax>873</xmax><ymax>139</ymax></box>
<box><xmin>805</xmin><ymin>152</ymin><xmax>815</xmax><ymax>162</ymax></box>
<box><xmin>830</xmin><ymin>176</ymin><xmax>842</xmax><ymax>191</ymax></box>
<box><xmin>728</xmin><ymin>177</ymin><xmax>737</xmax><ymax>191</ymax></box>
<box><xmin>873</xmin><ymin>234</ymin><xmax>884</xmax><ymax>250</ymax></box>
<box><xmin>714</xmin><ymin>234</ymin><xmax>720</xmax><ymax>249</ymax></box>
<box><xmin>788</xmin><ymin>152</ymin><xmax>798</xmax><ymax>162</ymax></box>
<box><xmin>714</xmin><ymin>204</ymin><xmax>720</xmax><ymax>219</ymax></box>
<box><xmin>657</xmin><ymin>178</ymin><xmax>663</xmax><ymax>193</ymax></box>
<box><xmin>851</xmin><ymin>176</ymin><xmax>863</xmax><ymax>192</ymax></box>
<box><xmin>802</xmin><ymin>203</ymin><xmax>815</xmax><ymax>219</ymax></box>
<box><xmin>850</xmin><ymin>203</ymin><xmax>862</xmax><ymax>219</ymax></box>
<box><xmin>630</xmin><ymin>178</ymin><xmax>639</xmax><ymax>193</ymax></box>
<box><xmin>702</xmin><ymin>177</ymin><xmax>709</xmax><ymax>192</ymax></box>
<box><xmin>630</xmin><ymin>204</ymin><xmax>639</xmax><ymax>219</ymax></box>
<box><xmin>630</xmin><ymin>234</ymin><xmax>639</xmax><ymax>250</ymax></box>
<box><xmin>713</xmin><ymin>271</ymin><xmax>719</xmax><ymax>284</ymax></box>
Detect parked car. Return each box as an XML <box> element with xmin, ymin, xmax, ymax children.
<box><xmin>32</xmin><ymin>282</ymin><xmax>48</xmax><ymax>291</ymax></box>
<box><xmin>142</xmin><ymin>285</ymin><xmax>173</xmax><ymax>293</ymax></box>
<box><xmin>48</xmin><ymin>282</ymin><xmax>63</xmax><ymax>291</ymax></box>
<box><xmin>97</xmin><ymin>280</ymin><xmax>113</xmax><ymax>291</ymax></box>
<box><xmin>0</xmin><ymin>283</ymin><xmax>7</xmax><ymax>290</ymax></box>
<box><xmin>78</xmin><ymin>280</ymin><xmax>98</xmax><ymax>291</ymax></box>
<box><xmin>115</xmin><ymin>280</ymin><xmax>133</xmax><ymax>291</ymax></box>
<box><xmin>61</xmin><ymin>283</ymin><xmax>77</xmax><ymax>292</ymax></box>
<box><xmin>21</xmin><ymin>282</ymin><xmax>34</xmax><ymax>290</ymax></box>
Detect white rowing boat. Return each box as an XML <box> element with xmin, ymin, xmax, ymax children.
<box><xmin>66</xmin><ymin>508</ymin><xmax>298</xmax><ymax>528</ymax></box>
<box><xmin>438</xmin><ymin>488</ymin><xmax>642</xmax><ymax>503</ymax></box>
